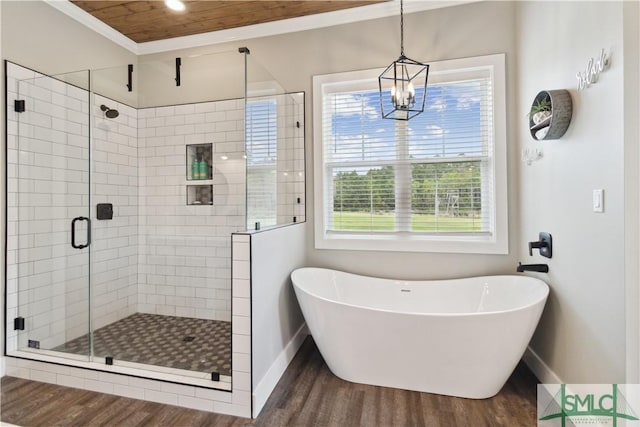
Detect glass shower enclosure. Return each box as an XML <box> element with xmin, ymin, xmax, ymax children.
<box><xmin>5</xmin><ymin>48</ymin><xmax>305</xmax><ymax>391</ymax></box>
<box><xmin>5</xmin><ymin>50</ymin><xmax>242</xmax><ymax>390</ymax></box>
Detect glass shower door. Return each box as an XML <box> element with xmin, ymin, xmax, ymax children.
<box><xmin>6</xmin><ymin>64</ymin><xmax>92</xmax><ymax>360</ymax></box>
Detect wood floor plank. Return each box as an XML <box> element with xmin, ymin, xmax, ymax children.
<box><xmin>2</xmin><ymin>336</ymin><xmax>539</xmax><ymax>427</ymax></box>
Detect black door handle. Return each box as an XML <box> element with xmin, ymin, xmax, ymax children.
<box><xmin>71</xmin><ymin>216</ymin><xmax>91</xmax><ymax>249</ymax></box>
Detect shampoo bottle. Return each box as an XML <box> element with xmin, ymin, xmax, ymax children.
<box><xmin>198</xmin><ymin>156</ymin><xmax>209</xmax><ymax>180</ymax></box>
<box><xmin>192</xmin><ymin>152</ymin><xmax>200</xmax><ymax>180</ymax></box>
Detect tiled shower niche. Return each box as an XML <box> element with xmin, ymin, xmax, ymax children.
<box><xmin>186</xmin><ymin>143</ymin><xmax>214</xmax><ymax>205</ymax></box>
<box><xmin>187</xmin><ymin>184</ymin><xmax>214</xmax><ymax>205</ymax></box>
<box><xmin>186</xmin><ymin>143</ymin><xmax>213</xmax><ymax>181</ymax></box>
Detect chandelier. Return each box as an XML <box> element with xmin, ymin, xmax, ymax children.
<box><xmin>378</xmin><ymin>0</ymin><xmax>429</xmax><ymax>121</ymax></box>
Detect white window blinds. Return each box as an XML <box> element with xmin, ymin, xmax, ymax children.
<box><xmin>246</xmin><ymin>99</ymin><xmax>277</xmax><ymax>165</ymax></box>
<box><xmin>321</xmin><ymin>68</ymin><xmax>494</xmax><ymax>236</ymax></box>
<box><xmin>246</xmin><ymin>99</ymin><xmax>278</xmax><ymax>227</ymax></box>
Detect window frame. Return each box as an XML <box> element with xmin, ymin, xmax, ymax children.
<box><xmin>313</xmin><ymin>53</ymin><xmax>508</xmax><ymax>254</ymax></box>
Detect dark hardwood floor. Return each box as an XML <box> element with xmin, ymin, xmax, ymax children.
<box><xmin>1</xmin><ymin>337</ymin><xmax>539</xmax><ymax>426</ymax></box>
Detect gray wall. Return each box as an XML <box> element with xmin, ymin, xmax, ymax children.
<box><xmin>516</xmin><ymin>1</ymin><xmax>627</xmax><ymax>383</ymax></box>
<box><xmin>0</xmin><ymin>1</ymin><xmax>136</xmax><ymax>75</ymax></box>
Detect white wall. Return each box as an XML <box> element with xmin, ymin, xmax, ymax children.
<box><xmin>516</xmin><ymin>1</ymin><xmax>627</xmax><ymax>383</ymax></box>
<box><xmin>248</xmin><ymin>224</ymin><xmax>306</xmax><ymax>416</ymax></box>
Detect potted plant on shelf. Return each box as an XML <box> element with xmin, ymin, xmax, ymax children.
<box><xmin>529</xmin><ymin>98</ymin><xmax>552</xmax><ymax>139</ymax></box>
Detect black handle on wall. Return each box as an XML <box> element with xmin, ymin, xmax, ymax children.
<box><xmin>71</xmin><ymin>216</ymin><xmax>91</xmax><ymax>249</ymax></box>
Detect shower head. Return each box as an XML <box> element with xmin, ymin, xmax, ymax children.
<box><xmin>100</xmin><ymin>104</ymin><xmax>119</xmax><ymax>119</ymax></box>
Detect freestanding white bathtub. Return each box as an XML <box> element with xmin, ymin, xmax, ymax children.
<box><xmin>291</xmin><ymin>267</ymin><xmax>549</xmax><ymax>399</ymax></box>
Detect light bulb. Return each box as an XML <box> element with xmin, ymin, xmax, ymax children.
<box><xmin>165</xmin><ymin>0</ymin><xmax>186</xmax><ymax>12</ymax></box>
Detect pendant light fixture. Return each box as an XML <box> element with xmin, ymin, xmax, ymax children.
<box><xmin>378</xmin><ymin>0</ymin><xmax>429</xmax><ymax>121</ymax></box>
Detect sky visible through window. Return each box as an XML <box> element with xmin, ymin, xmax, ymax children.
<box><xmin>328</xmin><ymin>81</ymin><xmax>485</xmax><ymax>163</ymax></box>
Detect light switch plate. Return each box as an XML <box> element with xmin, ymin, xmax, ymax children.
<box><xmin>593</xmin><ymin>189</ymin><xmax>604</xmax><ymax>213</ymax></box>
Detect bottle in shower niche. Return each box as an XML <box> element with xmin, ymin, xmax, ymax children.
<box><xmin>198</xmin><ymin>155</ymin><xmax>209</xmax><ymax>180</ymax></box>
<box><xmin>192</xmin><ymin>151</ymin><xmax>201</xmax><ymax>180</ymax></box>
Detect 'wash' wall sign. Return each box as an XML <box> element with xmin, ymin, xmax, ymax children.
<box><xmin>576</xmin><ymin>49</ymin><xmax>609</xmax><ymax>90</ymax></box>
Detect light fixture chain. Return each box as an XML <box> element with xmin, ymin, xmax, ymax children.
<box><xmin>400</xmin><ymin>0</ymin><xmax>404</xmax><ymax>56</ymax></box>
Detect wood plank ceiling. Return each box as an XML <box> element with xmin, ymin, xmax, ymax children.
<box><xmin>70</xmin><ymin>1</ymin><xmax>385</xmax><ymax>43</ymax></box>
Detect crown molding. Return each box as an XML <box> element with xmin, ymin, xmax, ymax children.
<box><xmin>44</xmin><ymin>0</ymin><xmax>480</xmax><ymax>56</ymax></box>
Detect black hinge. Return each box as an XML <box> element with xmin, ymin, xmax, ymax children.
<box><xmin>14</xmin><ymin>317</ymin><xmax>25</xmax><ymax>330</ymax></box>
<box><xmin>211</xmin><ymin>371</ymin><xmax>220</xmax><ymax>381</ymax></box>
<box><xmin>105</xmin><ymin>356</ymin><xmax>114</xmax><ymax>365</ymax></box>
<box><xmin>14</xmin><ymin>100</ymin><xmax>25</xmax><ymax>113</ymax></box>
<box><xmin>28</xmin><ymin>340</ymin><xmax>40</xmax><ymax>349</ymax></box>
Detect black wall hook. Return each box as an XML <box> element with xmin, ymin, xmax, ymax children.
<box><xmin>127</xmin><ymin>64</ymin><xmax>133</xmax><ymax>92</ymax></box>
<box><xmin>175</xmin><ymin>57</ymin><xmax>181</xmax><ymax>87</ymax></box>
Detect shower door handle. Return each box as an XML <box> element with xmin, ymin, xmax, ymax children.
<box><xmin>71</xmin><ymin>216</ymin><xmax>91</xmax><ymax>249</ymax></box>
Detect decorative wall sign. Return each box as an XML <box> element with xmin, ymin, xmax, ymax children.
<box><xmin>576</xmin><ymin>49</ymin><xmax>609</xmax><ymax>90</ymax></box>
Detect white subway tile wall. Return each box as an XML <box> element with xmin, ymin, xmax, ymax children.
<box><xmin>91</xmin><ymin>94</ymin><xmax>139</xmax><ymax>332</ymax></box>
<box><xmin>137</xmin><ymin>100</ymin><xmax>246</xmax><ymax>321</ymax></box>
<box><xmin>230</xmin><ymin>233</ymin><xmax>252</xmax><ymax>416</ymax></box>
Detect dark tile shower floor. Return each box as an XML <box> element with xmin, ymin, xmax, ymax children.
<box><xmin>53</xmin><ymin>313</ymin><xmax>231</xmax><ymax>376</ymax></box>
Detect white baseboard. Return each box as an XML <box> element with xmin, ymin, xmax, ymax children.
<box><xmin>522</xmin><ymin>346</ymin><xmax>563</xmax><ymax>384</ymax></box>
<box><xmin>252</xmin><ymin>323</ymin><xmax>309</xmax><ymax>418</ymax></box>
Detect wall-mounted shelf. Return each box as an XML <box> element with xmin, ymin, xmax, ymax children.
<box><xmin>529</xmin><ymin>90</ymin><xmax>573</xmax><ymax>141</ymax></box>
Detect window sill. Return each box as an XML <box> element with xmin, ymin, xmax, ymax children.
<box><xmin>315</xmin><ymin>232</ymin><xmax>508</xmax><ymax>254</ymax></box>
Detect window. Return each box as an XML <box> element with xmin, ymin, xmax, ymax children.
<box><xmin>313</xmin><ymin>54</ymin><xmax>507</xmax><ymax>253</ymax></box>
<box><xmin>246</xmin><ymin>98</ymin><xmax>278</xmax><ymax>228</ymax></box>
